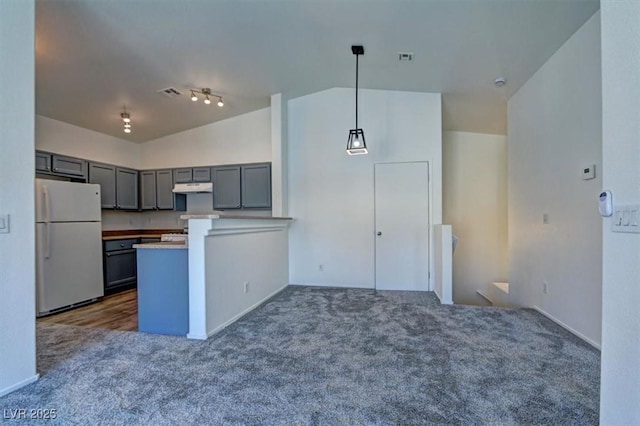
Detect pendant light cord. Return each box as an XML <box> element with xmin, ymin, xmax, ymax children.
<box><xmin>355</xmin><ymin>53</ymin><xmax>359</xmax><ymax>130</ymax></box>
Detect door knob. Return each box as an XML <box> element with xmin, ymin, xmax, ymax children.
<box><xmin>377</xmin><ymin>231</ymin><xmax>382</xmax><ymax>236</ymax></box>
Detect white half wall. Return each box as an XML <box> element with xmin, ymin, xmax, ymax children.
<box><xmin>288</xmin><ymin>88</ymin><xmax>442</xmax><ymax>288</ymax></box>
<box><xmin>443</xmin><ymin>131</ymin><xmax>508</xmax><ymax>305</ymax></box>
<box><xmin>139</xmin><ymin>108</ymin><xmax>271</xmax><ymax>170</ymax></box>
<box><xmin>0</xmin><ymin>0</ymin><xmax>38</xmax><ymax>396</ymax></box>
<box><xmin>600</xmin><ymin>1</ymin><xmax>640</xmax><ymax>423</ymax></box>
<box><xmin>36</xmin><ymin>115</ymin><xmax>141</xmax><ymax>169</ymax></box>
<box><xmin>433</xmin><ymin>225</ymin><xmax>453</xmax><ymax>304</ymax></box>
<box><xmin>507</xmin><ymin>13</ymin><xmax>602</xmax><ymax>346</ymax></box>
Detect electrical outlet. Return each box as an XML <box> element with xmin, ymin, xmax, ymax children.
<box><xmin>243</xmin><ymin>281</ymin><xmax>249</xmax><ymax>293</ymax></box>
<box><xmin>318</xmin><ymin>264</ymin><xmax>324</xmax><ymax>272</ymax></box>
<box><xmin>543</xmin><ymin>281</ymin><xmax>548</xmax><ymax>294</ymax></box>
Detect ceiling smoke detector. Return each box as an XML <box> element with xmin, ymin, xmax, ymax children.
<box><xmin>156</xmin><ymin>87</ymin><xmax>182</xmax><ymax>98</ymax></box>
<box><xmin>398</xmin><ymin>52</ymin><xmax>414</xmax><ymax>61</ymax></box>
<box><xmin>494</xmin><ymin>77</ymin><xmax>507</xmax><ymax>87</ymax></box>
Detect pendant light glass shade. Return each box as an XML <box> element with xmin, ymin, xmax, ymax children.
<box><xmin>346</xmin><ymin>45</ymin><xmax>367</xmax><ymax>155</ymax></box>
<box><xmin>347</xmin><ymin>129</ymin><xmax>367</xmax><ymax>155</ymax></box>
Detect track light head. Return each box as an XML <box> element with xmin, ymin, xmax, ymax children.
<box><xmin>190</xmin><ymin>91</ymin><xmax>198</xmax><ymax>102</ymax></box>
<box><xmin>217</xmin><ymin>97</ymin><xmax>224</xmax><ymax>107</ymax></box>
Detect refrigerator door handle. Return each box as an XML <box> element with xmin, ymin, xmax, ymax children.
<box><xmin>43</xmin><ymin>185</ymin><xmax>51</xmax><ymax>225</ymax></box>
<box><xmin>44</xmin><ymin>222</ymin><xmax>51</xmax><ymax>259</ymax></box>
<box><xmin>43</xmin><ymin>186</ymin><xmax>51</xmax><ymax>259</ymax></box>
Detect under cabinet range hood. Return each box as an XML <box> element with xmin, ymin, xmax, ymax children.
<box><xmin>172</xmin><ymin>182</ymin><xmax>213</xmax><ymax>193</ymax></box>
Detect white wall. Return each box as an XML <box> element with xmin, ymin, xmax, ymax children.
<box><xmin>36</xmin><ymin>115</ymin><xmax>141</xmax><ymax>169</ymax></box>
<box><xmin>288</xmin><ymin>88</ymin><xmax>442</xmax><ymax>288</ymax></box>
<box><xmin>139</xmin><ymin>108</ymin><xmax>271</xmax><ymax>169</ymax></box>
<box><xmin>507</xmin><ymin>13</ymin><xmax>602</xmax><ymax>346</ymax></box>
<box><xmin>600</xmin><ymin>1</ymin><xmax>640</xmax><ymax>422</ymax></box>
<box><xmin>0</xmin><ymin>0</ymin><xmax>38</xmax><ymax>396</ymax></box>
<box><xmin>443</xmin><ymin>131</ymin><xmax>508</xmax><ymax>305</ymax></box>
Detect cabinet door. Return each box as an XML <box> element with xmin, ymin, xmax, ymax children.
<box><xmin>116</xmin><ymin>167</ymin><xmax>139</xmax><ymax>210</ymax></box>
<box><xmin>140</xmin><ymin>171</ymin><xmax>157</xmax><ymax>210</ymax></box>
<box><xmin>52</xmin><ymin>154</ymin><xmax>86</xmax><ymax>178</ymax></box>
<box><xmin>212</xmin><ymin>166</ymin><xmax>241</xmax><ymax>209</ymax></box>
<box><xmin>35</xmin><ymin>151</ymin><xmax>51</xmax><ymax>172</ymax></box>
<box><xmin>89</xmin><ymin>163</ymin><xmax>117</xmax><ymax>209</ymax></box>
<box><xmin>193</xmin><ymin>167</ymin><xmax>211</xmax><ymax>182</ymax></box>
<box><xmin>241</xmin><ymin>164</ymin><xmax>271</xmax><ymax>208</ymax></box>
<box><xmin>156</xmin><ymin>169</ymin><xmax>175</xmax><ymax>210</ymax></box>
<box><xmin>174</xmin><ymin>168</ymin><xmax>193</xmax><ymax>183</ymax></box>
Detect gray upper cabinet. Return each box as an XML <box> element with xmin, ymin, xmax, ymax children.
<box><xmin>156</xmin><ymin>170</ymin><xmax>175</xmax><ymax>210</ymax></box>
<box><xmin>36</xmin><ymin>151</ymin><xmax>86</xmax><ymax>181</ymax></box>
<box><xmin>89</xmin><ymin>163</ymin><xmax>117</xmax><ymax>209</ymax></box>
<box><xmin>173</xmin><ymin>168</ymin><xmax>193</xmax><ymax>183</ymax></box>
<box><xmin>212</xmin><ymin>166</ymin><xmax>241</xmax><ymax>209</ymax></box>
<box><xmin>35</xmin><ymin>151</ymin><xmax>51</xmax><ymax>172</ymax></box>
<box><xmin>193</xmin><ymin>167</ymin><xmax>211</xmax><ymax>182</ymax></box>
<box><xmin>241</xmin><ymin>164</ymin><xmax>272</xmax><ymax>209</ymax></box>
<box><xmin>140</xmin><ymin>171</ymin><xmax>157</xmax><ymax>210</ymax></box>
<box><xmin>212</xmin><ymin>163</ymin><xmax>271</xmax><ymax>210</ymax></box>
<box><xmin>89</xmin><ymin>162</ymin><xmax>137</xmax><ymax>210</ymax></box>
<box><xmin>51</xmin><ymin>154</ymin><xmax>86</xmax><ymax>178</ymax></box>
<box><xmin>174</xmin><ymin>167</ymin><xmax>211</xmax><ymax>183</ymax></box>
<box><xmin>140</xmin><ymin>169</ymin><xmax>175</xmax><ymax>210</ymax></box>
<box><xmin>116</xmin><ymin>167</ymin><xmax>139</xmax><ymax>210</ymax></box>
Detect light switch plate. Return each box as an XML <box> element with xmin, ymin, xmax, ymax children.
<box><xmin>0</xmin><ymin>214</ymin><xmax>9</xmax><ymax>234</ymax></box>
<box><xmin>612</xmin><ymin>205</ymin><xmax>640</xmax><ymax>233</ymax></box>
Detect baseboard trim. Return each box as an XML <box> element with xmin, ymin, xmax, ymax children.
<box><xmin>533</xmin><ymin>306</ymin><xmax>601</xmax><ymax>350</ymax></box>
<box><xmin>0</xmin><ymin>374</ymin><xmax>39</xmax><ymax>397</ymax></box>
<box><xmin>206</xmin><ymin>284</ymin><xmax>289</xmax><ymax>338</ymax></box>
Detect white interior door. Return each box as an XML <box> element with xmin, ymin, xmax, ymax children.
<box><xmin>375</xmin><ymin>162</ymin><xmax>430</xmax><ymax>291</ymax></box>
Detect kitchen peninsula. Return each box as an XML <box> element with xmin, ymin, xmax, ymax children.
<box><xmin>134</xmin><ymin>213</ymin><xmax>292</xmax><ymax>339</ymax></box>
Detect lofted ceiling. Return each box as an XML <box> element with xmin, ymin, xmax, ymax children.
<box><xmin>36</xmin><ymin>0</ymin><xmax>600</xmax><ymax>142</ymax></box>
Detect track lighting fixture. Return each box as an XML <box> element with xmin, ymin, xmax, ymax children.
<box><xmin>346</xmin><ymin>45</ymin><xmax>367</xmax><ymax>155</ymax></box>
<box><xmin>189</xmin><ymin>88</ymin><xmax>224</xmax><ymax>107</ymax></box>
<box><xmin>120</xmin><ymin>108</ymin><xmax>132</xmax><ymax>134</ymax></box>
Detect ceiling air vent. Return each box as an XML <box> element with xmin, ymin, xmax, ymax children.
<box><xmin>156</xmin><ymin>87</ymin><xmax>182</xmax><ymax>98</ymax></box>
<box><xmin>398</xmin><ymin>52</ymin><xmax>414</xmax><ymax>62</ymax></box>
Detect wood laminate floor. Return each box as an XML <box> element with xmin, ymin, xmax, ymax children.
<box><xmin>38</xmin><ymin>289</ymin><xmax>138</xmax><ymax>332</ymax></box>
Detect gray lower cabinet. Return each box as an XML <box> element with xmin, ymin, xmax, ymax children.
<box><xmin>241</xmin><ymin>164</ymin><xmax>272</xmax><ymax>208</ymax></box>
<box><xmin>89</xmin><ymin>163</ymin><xmax>138</xmax><ymax>210</ymax></box>
<box><xmin>89</xmin><ymin>163</ymin><xmax>117</xmax><ymax>208</ymax></box>
<box><xmin>140</xmin><ymin>169</ymin><xmax>175</xmax><ymax>210</ymax></box>
<box><xmin>212</xmin><ymin>166</ymin><xmax>241</xmax><ymax>209</ymax></box>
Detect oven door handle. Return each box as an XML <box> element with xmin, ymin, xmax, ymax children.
<box><xmin>106</xmin><ymin>249</ymin><xmax>136</xmax><ymax>257</ymax></box>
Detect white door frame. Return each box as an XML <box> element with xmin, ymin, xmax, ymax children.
<box><xmin>373</xmin><ymin>161</ymin><xmax>431</xmax><ymax>291</ymax></box>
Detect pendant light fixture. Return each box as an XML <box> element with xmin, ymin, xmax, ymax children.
<box><xmin>121</xmin><ymin>107</ymin><xmax>132</xmax><ymax>134</ymax></box>
<box><xmin>346</xmin><ymin>45</ymin><xmax>367</xmax><ymax>155</ymax></box>
<box><xmin>190</xmin><ymin>88</ymin><xmax>224</xmax><ymax>107</ymax></box>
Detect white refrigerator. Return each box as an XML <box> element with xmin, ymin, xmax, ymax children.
<box><xmin>35</xmin><ymin>178</ymin><xmax>104</xmax><ymax>316</ymax></box>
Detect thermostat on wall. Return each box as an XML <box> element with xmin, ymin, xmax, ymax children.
<box><xmin>582</xmin><ymin>164</ymin><xmax>596</xmax><ymax>180</ymax></box>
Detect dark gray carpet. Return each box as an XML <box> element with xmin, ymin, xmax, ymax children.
<box><xmin>1</xmin><ymin>286</ymin><xmax>599</xmax><ymax>425</ymax></box>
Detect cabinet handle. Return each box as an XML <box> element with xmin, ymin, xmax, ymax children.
<box><xmin>120</xmin><ymin>243</ymin><xmax>125</xmax><ymax>247</ymax></box>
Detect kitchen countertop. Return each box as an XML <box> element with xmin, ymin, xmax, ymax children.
<box><xmin>102</xmin><ymin>229</ymin><xmax>183</xmax><ymax>241</ymax></box>
<box><xmin>133</xmin><ymin>241</ymin><xmax>187</xmax><ymax>250</ymax></box>
<box><xmin>180</xmin><ymin>214</ymin><xmax>292</xmax><ymax>220</ymax></box>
